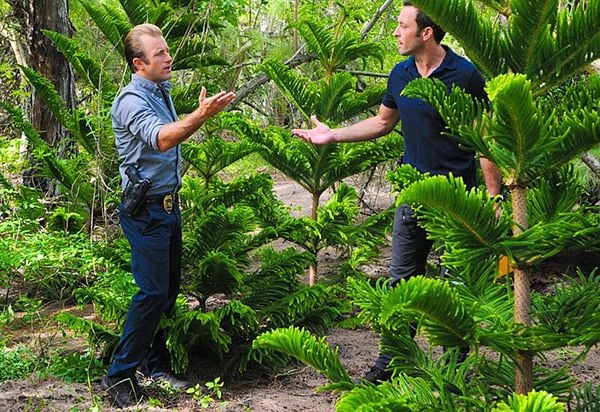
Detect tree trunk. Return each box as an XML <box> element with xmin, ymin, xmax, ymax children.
<box><xmin>511</xmin><ymin>184</ymin><xmax>533</xmax><ymax>394</ymax></box>
<box><xmin>581</xmin><ymin>152</ymin><xmax>600</xmax><ymax>180</ymax></box>
<box><xmin>308</xmin><ymin>192</ymin><xmax>319</xmax><ymax>286</ymax></box>
<box><xmin>8</xmin><ymin>0</ymin><xmax>75</xmax><ymax>195</ymax></box>
<box><xmin>293</xmin><ymin>0</ymin><xmax>299</xmax><ymax>53</ymax></box>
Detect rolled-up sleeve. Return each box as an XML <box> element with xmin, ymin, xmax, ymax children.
<box><xmin>115</xmin><ymin>93</ymin><xmax>164</xmax><ymax>151</ymax></box>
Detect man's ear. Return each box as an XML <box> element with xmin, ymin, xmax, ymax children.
<box><xmin>421</xmin><ymin>26</ymin><xmax>434</xmax><ymax>42</ymax></box>
<box><xmin>132</xmin><ymin>57</ymin><xmax>145</xmax><ymax>72</ymax></box>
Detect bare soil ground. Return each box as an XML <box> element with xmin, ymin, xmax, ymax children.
<box><xmin>1</xmin><ymin>171</ymin><xmax>598</xmax><ymax>411</ymax></box>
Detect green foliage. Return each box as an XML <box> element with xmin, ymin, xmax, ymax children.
<box><xmin>0</xmin><ymin>346</ymin><xmax>40</xmax><ymax>382</ymax></box>
<box><xmin>186</xmin><ymin>377</ymin><xmax>225</xmax><ymax>409</ymax></box>
<box><xmin>42</xmin><ymin>29</ymin><xmax>117</xmax><ymax>100</ymax></box>
<box><xmin>262</xmin><ymin>59</ymin><xmax>386</xmax><ymax>124</ymax></box>
<box><xmin>296</xmin><ymin>20</ymin><xmax>384</xmax><ymax>76</ymax></box>
<box><xmin>569</xmin><ymin>383</ymin><xmax>600</xmax><ymax>412</ymax></box>
<box><xmin>253</xmin><ymin>326</ymin><xmax>352</xmax><ymax>384</ymax></box>
<box><xmin>0</xmin><ymin>228</ymin><xmax>111</xmax><ymax>302</ymax></box>
<box><xmin>492</xmin><ymin>390</ymin><xmax>565</xmax><ymax>412</ymax></box>
<box><xmin>530</xmin><ymin>270</ymin><xmax>600</xmax><ymax>349</ymax></box>
<box><xmin>397</xmin><ymin>170</ymin><xmax>509</xmax><ymax>269</ymax></box>
<box><xmin>47</xmin><ymin>352</ymin><xmax>105</xmax><ymax>383</ymax></box>
<box><xmin>409</xmin><ymin>0</ymin><xmax>600</xmax><ymax>90</ymax></box>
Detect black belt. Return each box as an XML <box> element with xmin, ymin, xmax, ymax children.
<box><xmin>145</xmin><ymin>192</ymin><xmax>178</xmax><ymax>213</ymax></box>
<box><xmin>145</xmin><ymin>192</ymin><xmax>178</xmax><ymax>204</ymax></box>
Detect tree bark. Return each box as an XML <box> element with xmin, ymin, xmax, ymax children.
<box><xmin>511</xmin><ymin>184</ymin><xmax>533</xmax><ymax>394</ymax></box>
<box><xmin>7</xmin><ymin>0</ymin><xmax>75</xmax><ymax>194</ymax></box>
<box><xmin>581</xmin><ymin>152</ymin><xmax>600</xmax><ymax>180</ymax></box>
<box><xmin>308</xmin><ymin>191</ymin><xmax>320</xmax><ymax>286</ymax></box>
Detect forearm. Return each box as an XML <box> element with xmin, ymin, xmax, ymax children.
<box><xmin>480</xmin><ymin>156</ymin><xmax>502</xmax><ymax>196</ymax></box>
<box><xmin>156</xmin><ymin>109</ymin><xmax>205</xmax><ymax>152</ymax></box>
<box><xmin>331</xmin><ymin>115</ymin><xmax>397</xmax><ymax>143</ymax></box>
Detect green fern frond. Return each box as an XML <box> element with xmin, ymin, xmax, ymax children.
<box><xmin>344</xmin><ymin>206</ymin><xmax>395</xmax><ymax>270</ymax></box>
<box><xmin>19</xmin><ymin>65</ymin><xmax>73</xmax><ymax>134</ymax></box>
<box><xmin>55</xmin><ymin>312</ymin><xmax>119</xmax><ymax>358</ymax></box>
<box><xmin>492</xmin><ymin>389</ymin><xmax>565</xmax><ymax>412</ymax></box>
<box><xmin>381</xmin><ymin>276</ymin><xmax>476</xmax><ymax>347</ymax></box>
<box><xmin>317</xmin><ymin>183</ymin><xmax>360</xmax><ymax>247</ymax></box>
<box><xmin>486</xmin><ymin>73</ymin><xmax>561</xmax><ymax>181</ymax></box>
<box><xmin>164</xmin><ymin>308</ymin><xmax>231</xmax><ymax>373</ymax></box>
<box><xmin>260</xmin><ymin>284</ymin><xmax>341</xmax><ymax>330</ymax></box>
<box><xmin>556</xmin><ymin>75</ymin><xmax>600</xmax><ymax>112</ymax></box>
<box><xmin>453</xmin><ymin>272</ymin><xmax>514</xmax><ymax>329</ymax></box>
<box><xmin>387</xmin><ymin>164</ymin><xmax>430</xmax><ymax>193</ymax></box>
<box><xmin>346</xmin><ymin>277</ymin><xmax>391</xmax><ymax>328</ymax></box>
<box><xmin>399</xmin><ymin>174</ymin><xmax>508</xmax><ymax>266</ymax></box>
<box><xmin>119</xmin><ymin>0</ymin><xmax>167</xmax><ymax>25</ymax></box>
<box><xmin>337</xmin><ymin>376</ymin><xmax>435</xmax><ymax>411</ymax></box>
<box><xmin>334</xmin><ymin>84</ymin><xmax>386</xmax><ymax>122</ymax></box>
<box><xmin>181</xmin><ymin>138</ymin><xmax>259</xmax><ymax>182</ymax></box>
<box><xmin>570</xmin><ymin>383</ymin><xmax>600</xmax><ymax>412</ymax></box>
<box><xmin>261</xmin><ymin>60</ymin><xmax>318</xmax><ymax>120</ymax></box>
<box><xmin>242</xmin><ymin>248</ymin><xmax>310</xmax><ymax>310</ymax></box>
<box><xmin>502</xmin><ymin>212</ymin><xmax>600</xmax><ymax>266</ymax></box>
<box><xmin>527</xmin><ymin>164</ymin><xmax>585</xmax><ymax>225</ymax></box>
<box><xmin>315</xmin><ymin>71</ymin><xmax>356</xmax><ymax>121</ymax></box>
<box><xmin>42</xmin><ymin>30</ymin><xmax>116</xmax><ymax>99</ymax></box>
<box><xmin>542</xmin><ymin>105</ymin><xmax>600</xmax><ymax>173</ymax></box>
<box><xmin>0</xmin><ymin>101</ymin><xmax>94</xmax><ymax>207</ymax></box>
<box><xmin>532</xmin><ymin>270</ymin><xmax>600</xmax><ymax>349</ymax></box>
<box><xmin>183</xmin><ymin>205</ymin><xmax>257</xmax><ymax>258</ymax></box>
<box><xmin>169</xmin><ymin>36</ymin><xmax>226</xmax><ymax>71</ymax></box>
<box><xmin>545</xmin><ymin>1</ymin><xmax>600</xmax><ymax>88</ymax></box>
<box><xmin>18</xmin><ymin>64</ymin><xmax>100</xmax><ymax>158</ymax></box>
<box><xmin>189</xmin><ymin>250</ymin><xmax>242</xmax><ymax>297</ymax></box>
<box><xmin>506</xmin><ymin>0</ymin><xmax>558</xmax><ymax>74</ymax></box>
<box><xmin>78</xmin><ymin>0</ymin><xmax>130</xmax><ymax>54</ymax></box>
<box><xmin>401</xmin><ymin>78</ymin><xmax>486</xmax><ymax>147</ymax></box>
<box><xmin>214</xmin><ymin>300</ymin><xmax>259</xmax><ymax>339</ymax></box>
<box><xmin>253</xmin><ymin>326</ymin><xmax>352</xmax><ymax>383</ymax></box>
<box><xmin>297</xmin><ymin>20</ymin><xmax>384</xmax><ymax>73</ymax></box>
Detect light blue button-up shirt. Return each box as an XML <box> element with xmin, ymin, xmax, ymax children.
<box><xmin>112</xmin><ymin>74</ymin><xmax>182</xmax><ymax>195</ymax></box>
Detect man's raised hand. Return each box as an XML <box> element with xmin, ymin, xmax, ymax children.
<box><xmin>292</xmin><ymin>116</ymin><xmax>336</xmax><ymax>145</ymax></box>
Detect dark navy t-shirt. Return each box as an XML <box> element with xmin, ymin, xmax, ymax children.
<box><xmin>383</xmin><ymin>46</ymin><xmax>486</xmax><ymax>188</ymax></box>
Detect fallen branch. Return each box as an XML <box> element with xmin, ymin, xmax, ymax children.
<box><xmin>581</xmin><ymin>152</ymin><xmax>600</xmax><ymax>180</ymax></box>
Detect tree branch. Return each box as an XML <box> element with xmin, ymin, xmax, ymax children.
<box><xmin>230</xmin><ymin>0</ymin><xmax>395</xmax><ymax>108</ymax></box>
<box><xmin>361</xmin><ymin>0</ymin><xmax>395</xmax><ymax>40</ymax></box>
<box><xmin>581</xmin><ymin>152</ymin><xmax>600</xmax><ymax>180</ymax></box>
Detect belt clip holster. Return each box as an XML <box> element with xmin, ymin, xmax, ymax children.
<box><xmin>163</xmin><ymin>193</ymin><xmax>173</xmax><ymax>213</ymax></box>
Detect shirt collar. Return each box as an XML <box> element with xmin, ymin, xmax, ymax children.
<box><xmin>405</xmin><ymin>45</ymin><xmax>458</xmax><ymax>76</ymax></box>
<box><xmin>131</xmin><ymin>73</ymin><xmax>172</xmax><ymax>93</ymax></box>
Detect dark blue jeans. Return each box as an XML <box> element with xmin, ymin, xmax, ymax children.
<box><xmin>375</xmin><ymin>204</ymin><xmax>432</xmax><ymax>371</ymax></box>
<box><xmin>108</xmin><ymin>201</ymin><xmax>182</xmax><ymax>378</ymax></box>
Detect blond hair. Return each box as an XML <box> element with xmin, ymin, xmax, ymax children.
<box><xmin>124</xmin><ymin>24</ymin><xmax>164</xmax><ymax>73</ymax></box>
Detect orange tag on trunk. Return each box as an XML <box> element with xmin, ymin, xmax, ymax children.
<box><xmin>497</xmin><ymin>255</ymin><xmax>512</xmax><ymax>278</ymax></box>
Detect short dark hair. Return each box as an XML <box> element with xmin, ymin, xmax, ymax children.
<box><xmin>402</xmin><ymin>1</ymin><xmax>446</xmax><ymax>43</ymax></box>
<box><xmin>124</xmin><ymin>24</ymin><xmax>163</xmax><ymax>73</ymax></box>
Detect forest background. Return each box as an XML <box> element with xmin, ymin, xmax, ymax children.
<box><xmin>0</xmin><ymin>0</ymin><xmax>599</xmax><ymax>411</ymax></box>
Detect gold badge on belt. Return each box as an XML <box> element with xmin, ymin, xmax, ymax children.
<box><xmin>163</xmin><ymin>194</ymin><xmax>173</xmax><ymax>213</ymax></box>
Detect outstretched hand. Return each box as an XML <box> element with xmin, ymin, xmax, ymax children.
<box><xmin>292</xmin><ymin>116</ymin><xmax>336</xmax><ymax>145</ymax></box>
<box><xmin>198</xmin><ymin>86</ymin><xmax>235</xmax><ymax>119</ymax></box>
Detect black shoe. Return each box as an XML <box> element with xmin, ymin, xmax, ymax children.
<box><xmin>145</xmin><ymin>371</ymin><xmax>193</xmax><ymax>390</ymax></box>
<box><xmin>352</xmin><ymin>366</ymin><xmax>393</xmax><ymax>385</ymax></box>
<box><xmin>101</xmin><ymin>375</ymin><xmax>143</xmax><ymax>408</ymax></box>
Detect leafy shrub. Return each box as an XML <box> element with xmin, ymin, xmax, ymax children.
<box><xmin>0</xmin><ymin>346</ymin><xmax>40</xmax><ymax>382</ymax></box>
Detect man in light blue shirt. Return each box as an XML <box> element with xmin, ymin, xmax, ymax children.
<box><xmin>103</xmin><ymin>23</ymin><xmax>234</xmax><ymax>408</ymax></box>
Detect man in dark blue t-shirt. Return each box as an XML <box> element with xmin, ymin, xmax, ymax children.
<box><xmin>293</xmin><ymin>1</ymin><xmax>501</xmax><ymax>383</ymax></box>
